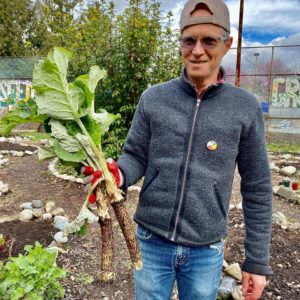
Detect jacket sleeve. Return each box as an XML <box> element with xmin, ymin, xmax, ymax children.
<box><xmin>237</xmin><ymin>106</ymin><xmax>273</xmax><ymax>276</ymax></box>
<box><xmin>117</xmin><ymin>94</ymin><xmax>150</xmax><ymax>190</ymax></box>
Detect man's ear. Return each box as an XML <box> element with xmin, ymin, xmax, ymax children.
<box><xmin>224</xmin><ymin>36</ymin><xmax>233</xmax><ymax>54</ymax></box>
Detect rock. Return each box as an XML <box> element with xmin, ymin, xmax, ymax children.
<box><xmin>270</xmin><ymin>163</ymin><xmax>280</xmax><ymax>172</ymax></box>
<box><xmin>288</xmin><ymin>222</ymin><xmax>300</xmax><ymax>231</ymax></box>
<box><xmin>273</xmin><ymin>211</ymin><xmax>287</xmax><ymax>224</ymax></box>
<box><xmin>54</xmin><ymin>231</ymin><xmax>68</xmax><ymax>243</ymax></box>
<box><xmin>273</xmin><ymin>186</ymin><xmax>280</xmax><ymax>194</ymax></box>
<box><xmin>59</xmin><ymin>174</ymin><xmax>76</xmax><ymax>181</ymax></box>
<box><xmin>33</xmin><ymin>208</ymin><xmax>44</xmax><ymax>218</ymax></box>
<box><xmin>51</xmin><ymin>207</ymin><xmax>65</xmax><ymax>216</ymax></box>
<box><xmin>280</xmin><ymin>166</ymin><xmax>297</xmax><ymax>176</ymax></box>
<box><xmin>42</xmin><ymin>213</ymin><xmax>52</xmax><ymax>220</ymax></box>
<box><xmin>0</xmin><ymin>158</ymin><xmax>9</xmax><ymax>166</ymax></box>
<box><xmin>224</xmin><ymin>263</ymin><xmax>242</xmax><ymax>281</ymax></box>
<box><xmin>15</xmin><ymin>136</ymin><xmax>23</xmax><ymax>142</ymax></box>
<box><xmin>24</xmin><ymin>150</ymin><xmax>34</xmax><ymax>155</ymax></box>
<box><xmin>274</xmin><ymin>186</ymin><xmax>300</xmax><ymax>203</ymax></box>
<box><xmin>54</xmin><ymin>216</ymin><xmax>69</xmax><ymax>231</ymax></box>
<box><xmin>232</xmin><ymin>285</ymin><xmax>243</xmax><ymax>300</ymax></box>
<box><xmin>45</xmin><ymin>201</ymin><xmax>56</xmax><ymax>213</ymax></box>
<box><xmin>281</xmin><ymin>154</ymin><xmax>292</xmax><ymax>160</ymax></box>
<box><xmin>20</xmin><ymin>202</ymin><xmax>33</xmax><ymax>210</ymax></box>
<box><xmin>223</xmin><ymin>259</ymin><xmax>229</xmax><ymax>268</ymax></box>
<box><xmin>20</xmin><ymin>209</ymin><xmax>33</xmax><ymax>221</ymax></box>
<box><xmin>0</xmin><ymin>214</ymin><xmax>19</xmax><ymax>223</ymax></box>
<box><xmin>32</xmin><ymin>199</ymin><xmax>44</xmax><ymax>208</ymax></box>
<box><xmin>218</xmin><ymin>276</ymin><xmax>237</xmax><ymax>299</ymax></box>
<box><xmin>0</xmin><ymin>181</ymin><xmax>9</xmax><ymax>194</ymax></box>
<box><xmin>7</xmin><ymin>137</ymin><xmax>15</xmax><ymax>143</ymax></box>
<box><xmin>75</xmin><ymin>178</ymin><xmax>83</xmax><ymax>184</ymax></box>
<box><xmin>0</xmin><ymin>137</ymin><xmax>7</xmax><ymax>142</ymax></box>
<box><xmin>12</xmin><ymin>151</ymin><xmax>24</xmax><ymax>157</ymax></box>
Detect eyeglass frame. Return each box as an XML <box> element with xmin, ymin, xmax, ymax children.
<box><xmin>179</xmin><ymin>35</ymin><xmax>229</xmax><ymax>51</ymax></box>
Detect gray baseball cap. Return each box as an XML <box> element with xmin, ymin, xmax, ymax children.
<box><xmin>180</xmin><ymin>0</ymin><xmax>230</xmax><ymax>33</ymax></box>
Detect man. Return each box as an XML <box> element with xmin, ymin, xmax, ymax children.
<box><xmin>115</xmin><ymin>0</ymin><xmax>273</xmax><ymax>299</ymax></box>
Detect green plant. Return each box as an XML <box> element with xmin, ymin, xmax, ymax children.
<box><xmin>0</xmin><ymin>242</ymin><xmax>66</xmax><ymax>300</ymax></box>
<box><xmin>32</xmin><ymin>47</ymin><xmax>142</xmax><ymax>282</ymax></box>
<box><xmin>0</xmin><ymin>99</ymin><xmax>46</xmax><ymax>137</ymax></box>
<box><xmin>56</xmin><ymin>161</ymin><xmax>79</xmax><ymax>177</ymax></box>
<box><xmin>17</xmin><ymin>132</ymin><xmax>51</xmax><ymax>141</ymax></box>
<box><xmin>267</xmin><ymin>143</ymin><xmax>300</xmax><ymax>153</ymax></box>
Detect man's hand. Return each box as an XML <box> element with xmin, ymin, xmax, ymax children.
<box><xmin>242</xmin><ymin>271</ymin><xmax>267</xmax><ymax>300</ymax></box>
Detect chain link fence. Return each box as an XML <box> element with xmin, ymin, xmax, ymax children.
<box><xmin>1</xmin><ymin>46</ymin><xmax>300</xmax><ymax>144</ymax></box>
<box><xmin>223</xmin><ymin>45</ymin><xmax>300</xmax><ymax>145</ymax></box>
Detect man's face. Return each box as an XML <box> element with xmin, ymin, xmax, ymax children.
<box><xmin>181</xmin><ymin>23</ymin><xmax>232</xmax><ymax>87</ymax></box>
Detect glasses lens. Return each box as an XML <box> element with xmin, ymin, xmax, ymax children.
<box><xmin>181</xmin><ymin>37</ymin><xmax>197</xmax><ymax>49</ymax></box>
<box><xmin>201</xmin><ymin>37</ymin><xmax>219</xmax><ymax>49</ymax></box>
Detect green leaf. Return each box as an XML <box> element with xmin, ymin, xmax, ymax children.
<box><xmin>54</xmin><ymin>141</ymin><xmax>87</xmax><ymax>162</ymax></box>
<box><xmin>75</xmin><ymin>66</ymin><xmax>106</xmax><ymax>108</ymax></box>
<box><xmin>65</xmin><ymin>207</ymin><xmax>98</xmax><ymax>235</ymax></box>
<box><xmin>81</xmin><ymin>114</ymin><xmax>101</xmax><ymax>146</ymax></box>
<box><xmin>77</xmin><ymin>220</ymin><xmax>89</xmax><ymax>237</ymax></box>
<box><xmin>65</xmin><ymin>120</ymin><xmax>82</xmax><ymax>136</ymax></box>
<box><xmin>0</xmin><ymin>100</ymin><xmax>46</xmax><ymax>137</ymax></box>
<box><xmin>94</xmin><ymin>109</ymin><xmax>120</xmax><ymax>135</ymax></box>
<box><xmin>32</xmin><ymin>47</ymin><xmax>85</xmax><ymax>120</ymax></box>
<box><xmin>37</xmin><ymin>147</ymin><xmax>56</xmax><ymax>161</ymax></box>
<box><xmin>50</xmin><ymin>119</ymin><xmax>82</xmax><ymax>152</ymax></box>
<box><xmin>75</xmin><ymin>133</ymin><xmax>98</xmax><ymax>163</ymax></box>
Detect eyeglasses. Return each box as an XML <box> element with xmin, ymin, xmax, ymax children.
<box><xmin>179</xmin><ymin>35</ymin><xmax>228</xmax><ymax>51</ymax></box>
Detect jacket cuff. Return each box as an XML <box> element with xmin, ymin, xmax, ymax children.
<box><xmin>117</xmin><ymin>165</ymin><xmax>128</xmax><ymax>194</ymax></box>
<box><xmin>242</xmin><ymin>261</ymin><xmax>273</xmax><ymax>276</ymax></box>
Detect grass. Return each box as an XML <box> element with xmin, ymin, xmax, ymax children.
<box><xmin>267</xmin><ymin>143</ymin><xmax>300</xmax><ymax>154</ymax></box>
<box><xmin>15</xmin><ymin>131</ymin><xmax>50</xmax><ymax>141</ymax></box>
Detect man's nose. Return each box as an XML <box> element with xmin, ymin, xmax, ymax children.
<box><xmin>192</xmin><ymin>40</ymin><xmax>205</xmax><ymax>55</ymax></box>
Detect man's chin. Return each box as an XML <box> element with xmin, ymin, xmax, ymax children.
<box><xmin>187</xmin><ymin>70</ymin><xmax>207</xmax><ymax>82</ymax></box>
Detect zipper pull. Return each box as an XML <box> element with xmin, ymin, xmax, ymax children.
<box><xmin>196</xmin><ymin>98</ymin><xmax>201</xmax><ymax>107</ymax></box>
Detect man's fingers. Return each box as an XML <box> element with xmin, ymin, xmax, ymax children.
<box><xmin>83</xmin><ymin>175</ymin><xmax>93</xmax><ymax>185</ymax></box>
<box><xmin>249</xmin><ymin>281</ymin><xmax>266</xmax><ymax>300</ymax></box>
<box><xmin>242</xmin><ymin>272</ymin><xmax>250</xmax><ymax>296</ymax></box>
<box><xmin>242</xmin><ymin>272</ymin><xmax>267</xmax><ymax>300</ymax></box>
<box><xmin>84</xmin><ymin>183</ymin><xmax>91</xmax><ymax>193</ymax></box>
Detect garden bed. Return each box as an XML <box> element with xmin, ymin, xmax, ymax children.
<box><xmin>0</xmin><ymin>140</ymin><xmax>299</xmax><ymax>299</ymax></box>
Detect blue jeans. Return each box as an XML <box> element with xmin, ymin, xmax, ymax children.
<box><xmin>134</xmin><ymin>225</ymin><xmax>223</xmax><ymax>300</ymax></box>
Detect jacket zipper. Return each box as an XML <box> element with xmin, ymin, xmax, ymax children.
<box><xmin>171</xmin><ymin>96</ymin><xmax>201</xmax><ymax>241</ymax></box>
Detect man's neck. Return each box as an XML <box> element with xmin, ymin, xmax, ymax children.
<box><xmin>186</xmin><ymin>68</ymin><xmax>225</xmax><ymax>93</ymax></box>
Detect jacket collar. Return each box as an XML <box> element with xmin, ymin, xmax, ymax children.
<box><xmin>179</xmin><ymin>66</ymin><xmax>227</xmax><ymax>98</ymax></box>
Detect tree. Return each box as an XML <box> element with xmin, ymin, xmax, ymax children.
<box><xmin>0</xmin><ymin>0</ymin><xmax>33</xmax><ymax>56</ymax></box>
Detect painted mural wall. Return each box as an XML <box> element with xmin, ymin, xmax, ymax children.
<box><xmin>272</xmin><ymin>77</ymin><xmax>300</xmax><ymax>108</ymax></box>
<box><xmin>0</xmin><ymin>80</ymin><xmax>34</xmax><ymax>113</ymax></box>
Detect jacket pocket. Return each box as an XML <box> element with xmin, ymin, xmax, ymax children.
<box><xmin>213</xmin><ymin>182</ymin><xmax>227</xmax><ymax>219</ymax></box>
<box><xmin>136</xmin><ymin>224</ymin><xmax>153</xmax><ymax>240</ymax></box>
<box><xmin>140</xmin><ymin>166</ymin><xmax>160</xmax><ymax>196</ymax></box>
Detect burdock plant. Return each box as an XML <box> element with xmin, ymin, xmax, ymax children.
<box><xmin>32</xmin><ymin>47</ymin><xmax>142</xmax><ymax>282</ymax></box>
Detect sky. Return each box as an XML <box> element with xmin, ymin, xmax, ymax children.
<box><xmin>113</xmin><ymin>0</ymin><xmax>300</xmax><ymax>47</ymax></box>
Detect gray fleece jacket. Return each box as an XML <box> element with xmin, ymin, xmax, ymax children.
<box><xmin>118</xmin><ymin>69</ymin><xmax>273</xmax><ymax>276</ymax></box>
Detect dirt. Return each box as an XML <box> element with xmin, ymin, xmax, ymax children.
<box><xmin>0</xmin><ymin>140</ymin><xmax>300</xmax><ymax>300</ymax></box>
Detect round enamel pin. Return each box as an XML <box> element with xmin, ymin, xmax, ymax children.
<box><xmin>207</xmin><ymin>141</ymin><xmax>218</xmax><ymax>151</ymax></box>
